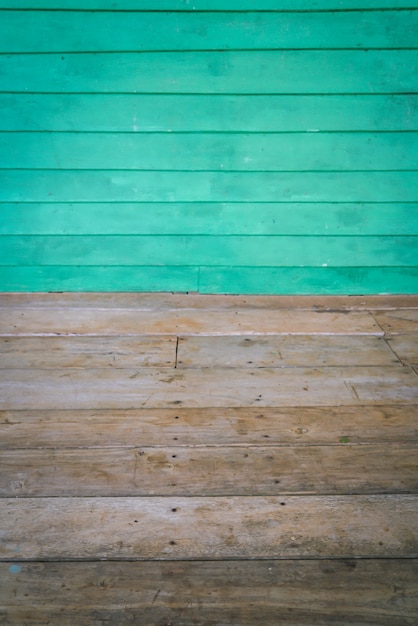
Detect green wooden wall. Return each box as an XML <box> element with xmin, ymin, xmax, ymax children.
<box><xmin>0</xmin><ymin>1</ymin><xmax>417</xmax><ymax>293</ymax></box>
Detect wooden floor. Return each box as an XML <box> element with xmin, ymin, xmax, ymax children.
<box><xmin>1</xmin><ymin>293</ymin><xmax>418</xmax><ymax>625</ymax></box>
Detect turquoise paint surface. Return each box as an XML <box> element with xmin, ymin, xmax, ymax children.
<box><xmin>0</xmin><ymin>4</ymin><xmax>417</xmax><ymax>294</ymax></box>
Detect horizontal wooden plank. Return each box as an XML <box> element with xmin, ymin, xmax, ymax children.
<box><xmin>374</xmin><ymin>310</ymin><xmax>418</xmax><ymax>333</ymax></box>
<box><xmin>2</xmin><ymin>235</ymin><xmax>417</xmax><ymax>267</ymax></box>
<box><xmin>387</xmin><ymin>334</ymin><xmax>418</xmax><ymax>365</ymax></box>
<box><xmin>1</xmin><ymin>293</ymin><xmax>417</xmax><ymax>310</ymax></box>
<box><xmin>1</xmin><ymin>1</ymin><xmax>417</xmax><ymax>10</ymax></box>
<box><xmin>1</xmin><ymin>366</ymin><xmax>416</xmax><ymax>410</ymax></box>
<box><xmin>0</xmin><ymin>266</ymin><xmax>199</xmax><ymax>293</ymax></box>
<box><xmin>1</xmin><ymin>10</ymin><xmax>417</xmax><ymax>52</ymax></box>
<box><xmin>3</xmin><ymin>132</ymin><xmax>417</xmax><ymax>171</ymax></box>
<box><xmin>2</xmin><ymin>405</ymin><xmax>416</xmax><ymax>448</ymax></box>
<box><xmin>198</xmin><ymin>266</ymin><xmax>418</xmax><ymax>295</ymax></box>
<box><xmin>177</xmin><ymin>335</ymin><xmax>399</xmax><ymax>367</ymax></box>
<box><xmin>2</xmin><ymin>444</ymin><xmax>417</xmax><ymax>497</ymax></box>
<box><xmin>2</xmin><ymin>94</ymin><xmax>416</xmax><ymax>132</ymax></box>
<box><xmin>1</xmin><ymin>266</ymin><xmax>418</xmax><ymax>294</ymax></box>
<box><xmin>1</xmin><ymin>495</ymin><xmax>417</xmax><ymax>559</ymax></box>
<box><xmin>1</xmin><ymin>335</ymin><xmax>397</xmax><ymax>370</ymax></box>
<box><xmin>0</xmin><ymin>308</ymin><xmax>382</xmax><ymax>336</ymax></box>
<box><xmin>1</xmin><ymin>559</ymin><xmax>417</xmax><ymax>626</ymax></box>
<box><xmin>2</xmin><ymin>203</ymin><xmax>418</xmax><ymax>236</ymax></box>
<box><xmin>0</xmin><ymin>336</ymin><xmax>176</xmax><ymax>369</ymax></box>
<box><xmin>1</xmin><ymin>171</ymin><xmax>417</xmax><ymax>203</ymax></box>
<box><xmin>1</xmin><ymin>51</ymin><xmax>416</xmax><ymax>94</ymax></box>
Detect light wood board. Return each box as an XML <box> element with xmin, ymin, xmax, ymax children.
<box><xmin>177</xmin><ymin>335</ymin><xmax>399</xmax><ymax>368</ymax></box>
<box><xmin>1</xmin><ymin>366</ymin><xmax>417</xmax><ymax>410</ymax></box>
<box><xmin>2</xmin><ymin>444</ymin><xmax>417</xmax><ymax>497</ymax></box>
<box><xmin>1</xmin><ymin>495</ymin><xmax>417</xmax><ymax>560</ymax></box>
<box><xmin>0</xmin><ymin>308</ymin><xmax>383</xmax><ymax>336</ymax></box>
<box><xmin>2</xmin><ymin>405</ymin><xmax>417</xmax><ymax>448</ymax></box>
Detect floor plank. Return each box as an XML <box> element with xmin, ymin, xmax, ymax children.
<box><xmin>1</xmin><ymin>560</ymin><xmax>417</xmax><ymax>626</ymax></box>
<box><xmin>0</xmin><ymin>308</ymin><xmax>383</xmax><ymax>336</ymax></box>
<box><xmin>177</xmin><ymin>335</ymin><xmax>399</xmax><ymax>368</ymax></box>
<box><xmin>373</xmin><ymin>310</ymin><xmax>418</xmax><ymax>334</ymax></box>
<box><xmin>1</xmin><ymin>495</ymin><xmax>417</xmax><ymax>560</ymax></box>
<box><xmin>2</xmin><ymin>292</ymin><xmax>418</xmax><ymax>310</ymax></box>
<box><xmin>0</xmin><ymin>336</ymin><xmax>176</xmax><ymax>369</ymax></box>
<box><xmin>1</xmin><ymin>366</ymin><xmax>417</xmax><ymax>410</ymax></box>
<box><xmin>386</xmin><ymin>333</ymin><xmax>418</xmax><ymax>366</ymax></box>
<box><xmin>2</xmin><ymin>444</ymin><xmax>417</xmax><ymax>497</ymax></box>
<box><xmin>2</xmin><ymin>405</ymin><xmax>416</xmax><ymax>448</ymax></box>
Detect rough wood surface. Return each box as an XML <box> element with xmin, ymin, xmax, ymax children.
<box><xmin>374</xmin><ymin>310</ymin><xmax>418</xmax><ymax>334</ymax></box>
<box><xmin>2</xmin><ymin>406</ymin><xmax>417</xmax><ymax>448</ymax></box>
<box><xmin>2</xmin><ymin>366</ymin><xmax>417</xmax><ymax>410</ymax></box>
<box><xmin>387</xmin><ymin>334</ymin><xmax>418</xmax><ymax>365</ymax></box>
<box><xmin>2</xmin><ymin>444</ymin><xmax>417</xmax><ymax>497</ymax></box>
<box><xmin>2</xmin><ymin>495</ymin><xmax>417</xmax><ymax>560</ymax></box>
<box><xmin>1</xmin><ymin>559</ymin><xmax>417</xmax><ymax>626</ymax></box>
<box><xmin>0</xmin><ymin>296</ymin><xmax>417</xmax><ymax>624</ymax></box>
<box><xmin>0</xmin><ymin>336</ymin><xmax>176</xmax><ymax>369</ymax></box>
<box><xmin>0</xmin><ymin>308</ymin><xmax>383</xmax><ymax>336</ymax></box>
<box><xmin>177</xmin><ymin>335</ymin><xmax>399</xmax><ymax>368</ymax></box>
<box><xmin>2</xmin><ymin>292</ymin><xmax>418</xmax><ymax>310</ymax></box>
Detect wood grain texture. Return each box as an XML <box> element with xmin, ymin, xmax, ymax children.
<box><xmin>1</xmin><ymin>366</ymin><xmax>417</xmax><ymax>410</ymax></box>
<box><xmin>1</xmin><ymin>50</ymin><xmax>416</xmax><ymax>94</ymax></box>
<box><xmin>177</xmin><ymin>335</ymin><xmax>399</xmax><ymax>367</ymax></box>
<box><xmin>0</xmin><ymin>308</ymin><xmax>382</xmax><ymax>336</ymax></box>
<box><xmin>1</xmin><ymin>292</ymin><xmax>417</xmax><ymax>310</ymax></box>
<box><xmin>1</xmin><ymin>559</ymin><xmax>418</xmax><ymax>626</ymax></box>
<box><xmin>374</xmin><ymin>310</ymin><xmax>418</xmax><ymax>334</ymax></box>
<box><xmin>2</xmin><ymin>94</ymin><xmax>417</xmax><ymax>132</ymax></box>
<box><xmin>2</xmin><ymin>405</ymin><xmax>416</xmax><ymax>449</ymax></box>
<box><xmin>0</xmin><ymin>336</ymin><xmax>176</xmax><ymax>368</ymax></box>
<box><xmin>1</xmin><ymin>495</ymin><xmax>417</xmax><ymax>560</ymax></box>
<box><xmin>387</xmin><ymin>334</ymin><xmax>418</xmax><ymax>365</ymax></box>
<box><xmin>2</xmin><ymin>203</ymin><xmax>418</xmax><ymax>236</ymax></box>
<box><xmin>2</xmin><ymin>444</ymin><xmax>417</xmax><ymax>497</ymax></box>
<box><xmin>1</xmin><ymin>10</ymin><xmax>417</xmax><ymax>52</ymax></box>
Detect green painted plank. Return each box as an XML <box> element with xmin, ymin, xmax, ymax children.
<box><xmin>2</xmin><ymin>94</ymin><xmax>416</xmax><ymax>132</ymax></box>
<box><xmin>0</xmin><ymin>266</ymin><xmax>198</xmax><ymax>292</ymax></box>
<box><xmin>1</xmin><ymin>235</ymin><xmax>416</xmax><ymax>267</ymax></box>
<box><xmin>1</xmin><ymin>203</ymin><xmax>417</xmax><ymax>236</ymax></box>
<box><xmin>2</xmin><ymin>132</ymin><xmax>417</xmax><ymax>171</ymax></box>
<box><xmin>199</xmin><ymin>267</ymin><xmax>418</xmax><ymax>294</ymax></box>
<box><xmin>1</xmin><ymin>1</ymin><xmax>417</xmax><ymax>10</ymax></box>
<box><xmin>0</xmin><ymin>266</ymin><xmax>416</xmax><ymax>294</ymax></box>
<box><xmin>1</xmin><ymin>51</ymin><xmax>415</xmax><ymax>94</ymax></box>
<box><xmin>1</xmin><ymin>171</ymin><xmax>416</xmax><ymax>202</ymax></box>
<box><xmin>1</xmin><ymin>11</ymin><xmax>416</xmax><ymax>52</ymax></box>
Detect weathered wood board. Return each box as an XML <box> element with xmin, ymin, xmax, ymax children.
<box><xmin>387</xmin><ymin>334</ymin><xmax>418</xmax><ymax>365</ymax></box>
<box><xmin>2</xmin><ymin>444</ymin><xmax>417</xmax><ymax>497</ymax></box>
<box><xmin>0</xmin><ymin>336</ymin><xmax>176</xmax><ymax>369</ymax></box>
<box><xmin>1</xmin><ymin>293</ymin><xmax>417</xmax><ymax>310</ymax></box>
<box><xmin>2</xmin><ymin>406</ymin><xmax>417</xmax><ymax>448</ymax></box>
<box><xmin>374</xmin><ymin>310</ymin><xmax>418</xmax><ymax>334</ymax></box>
<box><xmin>0</xmin><ymin>308</ymin><xmax>382</xmax><ymax>336</ymax></box>
<box><xmin>1</xmin><ymin>495</ymin><xmax>417</xmax><ymax>560</ymax></box>
<box><xmin>1</xmin><ymin>559</ymin><xmax>417</xmax><ymax>626</ymax></box>
<box><xmin>1</xmin><ymin>366</ymin><xmax>417</xmax><ymax>410</ymax></box>
<box><xmin>177</xmin><ymin>335</ymin><xmax>399</xmax><ymax>368</ymax></box>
